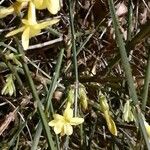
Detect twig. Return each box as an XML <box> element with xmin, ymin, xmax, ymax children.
<box><xmin>26</xmin><ymin>36</ymin><xmax>63</xmax><ymax>50</ymax></box>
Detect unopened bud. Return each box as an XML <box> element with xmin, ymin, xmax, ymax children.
<box><xmin>79</xmin><ymin>84</ymin><xmax>88</xmax><ymax>110</ymax></box>
<box><xmin>99</xmin><ymin>92</ymin><xmax>109</xmax><ymax>112</ymax></box>
<box><xmin>66</xmin><ymin>86</ymin><xmax>74</xmax><ymax>105</ymax></box>
<box><xmin>123</xmin><ymin>100</ymin><xmax>134</xmax><ymax>123</ymax></box>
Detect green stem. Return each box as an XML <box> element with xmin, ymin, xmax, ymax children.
<box><xmin>127</xmin><ymin>0</ymin><xmax>133</xmax><ymax>42</ymax></box>
<box><xmin>7</xmin><ymin>62</ymin><xmax>26</xmax><ymax>95</ymax></box>
<box><xmin>16</xmin><ymin>38</ymin><xmax>56</xmax><ymax>150</ymax></box>
<box><xmin>45</xmin><ymin>49</ymin><xmax>64</xmax><ymax>150</ymax></box>
<box><xmin>31</xmin><ymin>122</ymin><xmax>43</xmax><ymax>150</ymax></box>
<box><xmin>108</xmin><ymin>0</ymin><xmax>150</xmax><ymax>149</ymax></box>
<box><xmin>105</xmin><ymin>21</ymin><xmax>150</xmax><ymax>77</ymax></box>
<box><xmin>142</xmin><ymin>50</ymin><xmax>150</xmax><ymax>111</ymax></box>
<box><xmin>32</xmin><ymin>48</ymin><xmax>64</xmax><ymax>150</ymax></box>
<box><xmin>45</xmin><ymin>48</ymin><xmax>64</xmax><ymax>114</ymax></box>
<box><xmin>68</xmin><ymin>0</ymin><xmax>79</xmax><ymax>117</ymax></box>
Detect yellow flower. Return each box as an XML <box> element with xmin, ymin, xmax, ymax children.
<box><xmin>0</xmin><ymin>2</ymin><xmax>27</xmax><ymax>18</ymax></box>
<box><xmin>17</xmin><ymin>0</ymin><xmax>60</xmax><ymax>14</ymax></box>
<box><xmin>6</xmin><ymin>1</ymin><xmax>59</xmax><ymax>50</ymax></box>
<box><xmin>48</xmin><ymin>107</ymin><xmax>84</xmax><ymax>136</ymax></box>
<box><xmin>32</xmin><ymin>0</ymin><xmax>60</xmax><ymax>14</ymax></box>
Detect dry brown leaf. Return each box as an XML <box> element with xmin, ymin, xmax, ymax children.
<box><xmin>116</xmin><ymin>2</ymin><xmax>127</xmax><ymax>17</ymax></box>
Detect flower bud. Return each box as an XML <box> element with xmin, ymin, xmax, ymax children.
<box><xmin>79</xmin><ymin>84</ymin><xmax>88</xmax><ymax>110</ymax></box>
<box><xmin>123</xmin><ymin>100</ymin><xmax>134</xmax><ymax>123</ymax></box>
<box><xmin>66</xmin><ymin>86</ymin><xmax>74</xmax><ymax>105</ymax></box>
<box><xmin>1</xmin><ymin>74</ymin><xmax>16</xmax><ymax>96</ymax></box>
<box><xmin>0</xmin><ymin>6</ymin><xmax>14</xmax><ymax>19</ymax></box>
<box><xmin>99</xmin><ymin>92</ymin><xmax>109</xmax><ymax>112</ymax></box>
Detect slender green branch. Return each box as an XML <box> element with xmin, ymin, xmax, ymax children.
<box><xmin>45</xmin><ymin>48</ymin><xmax>64</xmax><ymax>113</ymax></box>
<box><xmin>105</xmin><ymin>20</ymin><xmax>150</xmax><ymax>77</ymax></box>
<box><xmin>7</xmin><ymin>62</ymin><xmax>26</xmax><ymax>95</ymax></box>
<box><xmin>31</xmin><ymin>122</ymin><xmax>43</xmax><ymax>150</ymax></box>
<box><xmin>0</xmin><ymin>51</ymin><xmax>26</xmax><ymax>95</ymax></box>
<box><xmin>127</xmin><ymin>0</ymin><xmax>133</xmax><ymax>42</ymax></box>
<box><xmin>68</xmin><ymin>0</ymin><xmax>79</xmax><ymax>116</ymax></box>
<box><xmin>45</xmin><ymin>48</ymin><xmax>64</xmax><ymax>150</ymax></box>
<box><xmin>108</xmin><ymin>0</ymin><xmax>150</xmax><ymax>149</ymax></box>
<box><xmin>65</xmin><ymin>19</ymin><xmax>105</xmax><ymax>74</ymax></box>
<box><xmin>0</xmin><ymin>42</ymin><xmax>17</xmax><ymax>53</ymax></box>
<box><xmin>142</xmin><ymin>50</ymin><xmax>150</xmax><ymax>111</ymax></box>
<box><xmin>77</xmin><ymin>19</ymin><xmax>105</xmax><ymax>55</ymax></box>
<box><xmin>31</xmin><ymin>48</ymin><xmax>64</xmax><ymax>150</ymax></box>
<box><xmin>15</xmin><ymin>38</ymin><xmax>56</xmax><ymax>150</ymax></box>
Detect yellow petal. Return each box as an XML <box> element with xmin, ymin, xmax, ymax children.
<box><xmin>0</xmin><ymin>6</ymin><xmax>14</xmax><ymax>18</ymax></box>
<box><xmin>22</xmin><ymin>20</ymin><xmax>40</xmax><ymax>38</ymax></box>
<box><xmin>48</xmin><ymin>120</ymin><xmax>58</xmax><ymax>127</ymax></box>
<box><xmin>49</xmin><ymin>114</ymin><xmax>65</xmax><ymax>130</ymax></box>
<box><xmin>22</xmin><ymin>27</ymin><xmax>30</xmax><ymax>50</ymax></box>
<box><xmin>54</xmin><ymin>123</ymin><xmax>64</xmax><ymax>134</ymax></box>
<box><xmin>53</xmin><ymin>114</ymin><xmax>64</xmax><ymax>121</ymax></box>
<box><xmin>64</xmin><ymin>124</ymin><xmax>73</xmax><ymax>135</ymax></box>
<box><xmin>12</xmin><ymin>2</ymin><xmax>28</xmax><ymax>14</ymax></box>
<box><xmin>64</xmin><ymin>108</ymin><xmax>73</xmax><ymax>121</ymax></box>
<box><xmin>29</xmin><ymin>27</ymin><xmax>40</xmax><ymax>38</ymax></box>
<box><xmin>28</xmin><ymin>1</ymin><xmax>37</xmax><ymax>24</ymax></box>
<box><xmin>46</xmin><ymin>0</ymin><xmax>60</xmax><ymax>14</ymax></box>
<box><xmin>6</xmin><ymin>26</ymin><xmax>25</xmax><ymax>37</ymax></box>
<box><xmin>33</xmin><ymin>0</ymin><xmax>47</xmax><ymax>10</ymax></box>
<box><xmin>144</xmin><ymin>121</ymin><xmax>150</xmax><ymax>138</ymax></box>
<box><xmin>70</xmin><ymin>117</ymin><xmax>84</xmax><ymax>125</ymax></box>
<box><xmin>22</xmin><ymin>19</ymin><xmax>30</xmax><ymax>25</ymax></box>
<box><xmin>34</xmin><ymin>19</ymin><xmax>59</xmax><ymax>30</ymax></box>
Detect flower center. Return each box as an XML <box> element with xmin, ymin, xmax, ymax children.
<box><xmin>64</xmin><ymin>118</ymin><xmax>70</xmax><ymax>123</ymax></box>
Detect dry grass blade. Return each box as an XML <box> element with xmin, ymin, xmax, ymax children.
<box><xmin>0</xmin><ymin>107</ymin><xmax>18</xmax><ymax>136</ymax></box>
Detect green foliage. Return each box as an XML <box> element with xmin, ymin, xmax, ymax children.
<box><xmin>0</xmin><ymin>0</ymin><xmax>150</xmax><ymax>149</ymax></box>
